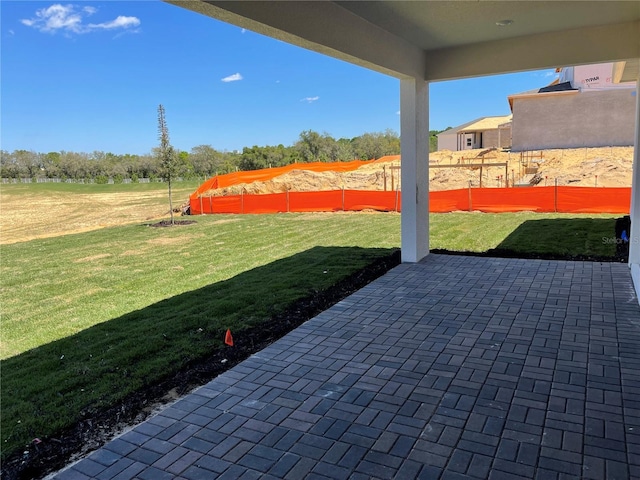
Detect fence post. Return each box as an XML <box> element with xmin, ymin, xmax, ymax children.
<box><xmin>383</xmin><ymin>165</ymin><xmax>387</xmax><ymax>191</ymax></box>
<box><xmin>286</xmin><ymin>189</ymin><xmax>290</xmax><ymax>213</ymax></box>
<box><xmin>342</xmin><ymin>186</ymin><xmax>345</xmax><ymax>211</ymax></box>
<box><xmin>554</xmin><ymin>178</ymin><xmax>558</xmax><ymax>213</ymax></box>
<box><xmin>200</xmin><ymin>196</ymin><xmax>203</xmax><ymax>215</ymax></box>
<box><xmin>209</xmin><ymin>195</ymin><xmax>213</xmax><ymax>214</ymax></box>
<box><xmin>241</xmin><ymin>188</ymin><xmax>244</xmax><ymax>214</ymax></box>
<box><xmin>468</xmin><ymin>181</ymin><xmax>472</xmax><ymax>212</ymax></box>
<box><xmin>394</xmin><ymin>183</ymin><xmax>400</xmax><ymax>212</ymax></box>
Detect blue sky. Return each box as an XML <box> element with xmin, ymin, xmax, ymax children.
<box><xmin>1</xmin><ymin>1</ymin><xmax>558</xmax><ymax>155</ymax></box>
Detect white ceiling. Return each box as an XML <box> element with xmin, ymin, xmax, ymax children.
<box><xmin>336</xmin><ymin>1</ymin><xmax>640</xmax><ymax>51</ymax></box>
<box><xmin>169</xmin><ymin>1</ymin><xmax>639</xmax><ymax>81</ymax></box>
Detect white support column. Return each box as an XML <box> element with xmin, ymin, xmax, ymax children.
<box><xmin>400</xmin><ymin>78</ymin><xmax>429</xmax><ymax>263</ymax></box>
<box><xmin>630</xmin><ymin>75</ymin><xmax>640</xmax><ymax>303</ymax></box>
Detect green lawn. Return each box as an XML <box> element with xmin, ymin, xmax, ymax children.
<box><xmin>0</xmin><ymin>211</ymin><xmax>619</xmax><ymax>460</ymax></box>
<box><xmin>429</xmin><ymin>211</ymin><xmax>618</xmax><ymax>257</ymax></box>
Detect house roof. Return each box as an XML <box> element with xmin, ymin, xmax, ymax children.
<box><xmin>507</xmin><ymin>86</ymin><xmax>579</xmax><ymax>111</ymax></box>
<box><xmin>538</xmin><ymin>81</ymin><xmax>578</xmax><ymax>93</ymax></box>
<box><xmin>436</xmin><ymin>118</ymin><xmax>484</xmax><ymax>137</ymax></box>
<box><xmin>459</xmin><ymin>115</ymin><xmax>513</xmax><ymax>133</ymax></box>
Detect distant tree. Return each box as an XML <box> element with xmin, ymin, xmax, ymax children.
<box><xmin>0</xmin><ymin>150</ymin><xmax>19</xmax><ymax>178</ymax></box>
<box><xmin>176</xmin><ymin>150</ymin><xmax>192</xmax><ymax>178</ymax></box>
<box><xmin>220</xmin><ymin>151</ymin><xmax>242</xmax><ymax>173</ymax></box>
<box><xmin>42</xmin><ymin>152</ymin><xmax>61</xmax><ymax>178</ymax></box>
<box><xmin>294</xmin><ymin>130</ymin><xmax>338</xmax><ymax>162</ymax></box>
<box><xmin>239</xmin><ymin>146</ymin><xmax>268</xmax><ymax>171</ymax></box>
<box><xmin>12</xmin><ymin>150</ymin><xmax>42</xmax><ymax>178</ymax></box>
<box><xmin>157</xmin><ymin>104</ymin><xmax>177</xmax><ymax>225</ymax></box>
<box><xmin>429</xmin><ymin>130</ymin><xmax>439</xmax><ymax>153</ymax></box>
<box><xmin>352</xmin><ymin>130</ymin><xmax>400</xmax><ymax>160</ymax></box>
<box><xmin>190</xmin><ymin>144</ymin><xmax>225</xmax><ymax>177</ymax></box>
<box><xmin>335</xmin><ymin>138</ymin><xmax>355</xmax><ymax>161</ymax></box>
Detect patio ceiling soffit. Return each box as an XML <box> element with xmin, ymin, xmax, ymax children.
<box><xmin>168</xmin><ymin>1</ymin><xmax>640</xmax><ymax>82</ymax></box>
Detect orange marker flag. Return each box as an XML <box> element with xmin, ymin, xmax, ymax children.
<box><xmin>224</xmin><ymin>329</ymin><xmax>234</xmax><ymax>346</ymax></box>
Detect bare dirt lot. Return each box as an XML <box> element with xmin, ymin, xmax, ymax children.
<box><xmin>0</xmin><ymin>184</ymin><xmax>195</xmax><ymax>245</ymax></box>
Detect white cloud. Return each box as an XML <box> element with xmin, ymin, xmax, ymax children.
<box><xmin>8</xmin><ymin>29</ymin><xmax>15</xmax><ymax>35</ymax></box>
<box><xmin>301</xmin><ymin>96</ymin><xmax>319</xmax><ymax>103</ymax></box>
<box><xmin>221</xmin><ymin>73</ymin><xmax>243</xmax><ymax>83</ymax></box>
<box><xmin>89</xmin><ymin>16</ymin><xmax>140</xmax><ymax>30</ymax></box>
<box><xmin>241</xmin><ymin>28</ymin><xmax>246</xmax><ymax>34</ymax></box>
<box><xmin>396</xmin><ymin>110</ymin><xmax>400</xmax><ymax>115</ymax></box>
<box><xmin>21</xmin><ymin>4</ymin><xmax>140</xmax><ymax>35</ymax></box>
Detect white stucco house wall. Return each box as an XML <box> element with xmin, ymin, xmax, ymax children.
<box><xmin>508</xmin><ymin>62</ymin><xmax>637</xmax><ymax>151</ymax></box>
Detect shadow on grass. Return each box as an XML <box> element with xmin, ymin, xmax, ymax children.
<box><xmin>2</xmin><ymin>246</ymin><xmax>399</xmax><ymax>480</ymax></box>
<box><xmin>432</xmin><ymin>217</ymin><xmax>624</xmax><ymax>262</ymax></box>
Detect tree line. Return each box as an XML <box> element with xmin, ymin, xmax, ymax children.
<box><xmin>1</xmin><ymin>129</ymin><xmax>444</xmax><ymax>181</ymax></box>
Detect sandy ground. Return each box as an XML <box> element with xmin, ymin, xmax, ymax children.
<box><xmin>0</xmin><ymin>188</ymin><xmax>192</xmax><ymax>245</ymax></box>
<box><xmin>203</xmin><ymin>146</ymin><xmax>634</xmax><ymax>196</ymax></box>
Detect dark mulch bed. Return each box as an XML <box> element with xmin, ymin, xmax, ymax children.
<box><xmin>2</xmin><ymin>250</ymin><xmax>401</xmax><ymax>480</ymax></box>
<box><xmin>148</xmin><ymin>220</ymin><xmax>197</xmax><ymax>227</ymax></box>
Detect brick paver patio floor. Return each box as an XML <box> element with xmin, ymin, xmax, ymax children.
<box><xmin>53</xmin><ymin>255</ymin><xmax>640</xmax><ymax>480</ymax></box>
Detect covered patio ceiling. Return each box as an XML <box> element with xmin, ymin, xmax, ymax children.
<box><xmin>168</xmin><ymin>1</ymin><xmax>640</xmax><ymax>81</ymax></box>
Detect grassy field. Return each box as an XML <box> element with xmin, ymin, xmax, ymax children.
<box><xmin>0</xmin><ymin>182</ymin><xmax>621</xmax><ymax>462</ymax></box>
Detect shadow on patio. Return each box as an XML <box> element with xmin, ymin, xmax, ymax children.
<box><xmin>50</xmin><ymin>252</ymin><xmax>640</xmax><ymax>479</ymax></box>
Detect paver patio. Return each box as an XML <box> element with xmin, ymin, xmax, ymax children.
<box><xmin>52</xmin><ymin>254</ymin><xmax>640</xmax><ymax>480</ymax></box>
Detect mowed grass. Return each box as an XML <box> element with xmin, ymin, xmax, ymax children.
<box><xmin>430</xmin><ymin>211</ymin><xmax>619</xmax><ymax>257</ymax></box>
<box><xmin>1</xmin><ymin>212</ymin><xmax>400</xmax><ymax>459</ymax></box>
<box><xmin>1</xmin><ymin>207</ymin><xmax>619</xmax><ymax>460</ymax></box>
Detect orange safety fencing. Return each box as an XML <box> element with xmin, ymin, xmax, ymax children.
<box><xmin>190</xmin><ymin>186</ymin><xmax>630</xmax><ymax>215</ymax></box>
<box><xmin>190</xmin><ymin>157</ymin><xmax>400</xmax><ymax>200</ymax></box>
<box><xmin>428</xmin><ymin>187</ymin><xmax>631</xmax><ymax>213</ymax></box>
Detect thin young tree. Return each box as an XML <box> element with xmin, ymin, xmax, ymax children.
<box><xmin>157</xmin><ymin>104</ymin><xmax>176</xmax><ymax>225</ymax></box>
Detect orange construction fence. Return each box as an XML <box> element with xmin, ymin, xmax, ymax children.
<box><xmin>190</xmin><ymin>156</ymin><xmax>400</xmax><ymax>200</ymax></box>
<box><xmin>190</xmin><ymin>186</ymin><xmax>631</xmax><ymax>215</ymax></box>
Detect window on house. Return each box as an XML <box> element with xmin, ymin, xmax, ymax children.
<box><xmin>466</xmin><ymin>138</ymin><xmax>472</xmax><ymax>147</ymax></box>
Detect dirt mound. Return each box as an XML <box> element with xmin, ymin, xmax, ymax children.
<box><xmin>208</xmin><ymin>169</ymin><xmax>387</xmax><ymax>196</ymax></box>
<box><xmin>201</xmin><ymin>146</ymin><xmax>634</xmax><ymax>197</ymax></box>
<box><xmin>526</xmin><ymin>146</ymin><xmax>633</xmax><ymax>187</ymax></box>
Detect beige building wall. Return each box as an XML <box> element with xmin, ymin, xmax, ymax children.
<box><xmin>482</xmin><ymin>128</ymin><xmax>504</xmax><ymax>148</ymax></box>
<box><xmin>498</xmin><ymin>125</ymin><xmax>512</xmax><ymax>149</ymax></box>
<box><xmin>462</xmin><ymin>126</ymin><xmax>511</xmax><ymax>150</ymax></box>
<box><xmin>511</xmin><ymin>89</ymin><xmax>636</xmax><ymax>151</ymax></box>
<box><xmin>437</xmin><ymin>131</ymin><xmax>458</xmax><ymax>151</ymax></box>
<box><xmin>482</xmin><ymin>130</ymin><xmax>499</xmax><ymax>148</ymax></box>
